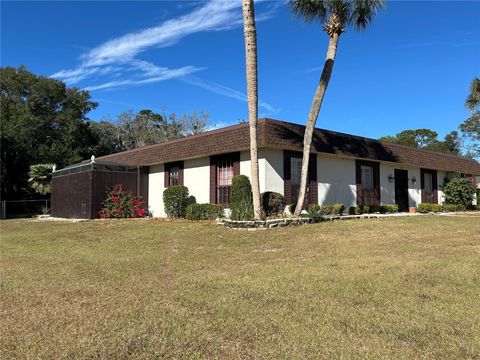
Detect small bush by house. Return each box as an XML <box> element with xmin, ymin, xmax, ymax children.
<box><xmin>347</xmin><ymin>204</ymin><xmax>398</xmax><ymax>215</ymax></box>
<box><xmin>230</xmin><ymin>175</ymin><xmax>254</xmax><ymax>220</ymax></box>
<box><xmin>261</xmin><ymin>192</ymin><xmax>286</xmax><ymax>217</ymax></box>
<box><xmin>380</xmin><ymin>204</ymin><xmax>399</xmax><ymax>213</ymax></box>
<box><xmin>99</xmin><ymin>184</ymin><xmax>146</xmax><ymax>219</ymax></box>
<box><xmin>186</xmin><ymin>203</ymin><xmax>224</xmax><ymax>220</ymax></box>
<box><xmin>320</xmin><ymin>204</ymin><xmax>345</xmax><ymax>216</ymax></box>
<box><xmin>443</xmin><ymin>175</ymin><xmax>475</xmax><ymax>208</ymax></box>
<box><xmin>307</xmin><ymin>204</ymin><xmax>321</xmax><ymax>218</ymax></box>
<box><xmin>163</xmin><ymin>185</ymin><xmax>189</xmax><ymax>218</ymax></box>
<box><xmin>417</xmin><ymin>203</ymin><xmax>466</xmax><ymax>213</ymax></box>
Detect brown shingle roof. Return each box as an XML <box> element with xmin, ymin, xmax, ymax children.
<box><xmin>98</xmin><ymin>118</ymin><xmax>480</xmax><ymax>175</ymax></box>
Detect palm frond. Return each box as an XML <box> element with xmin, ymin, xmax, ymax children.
<box><xmin>465</xmin><ymin>77</ymin><xmax>480</xmax><ymax>111</ymax></box>
<box><xmin>289</xmin><ymin>0</ymin><xmax>385</xmax><ymax>34</ymax></box>
<box><xmin>351</xmin><ymin>0</ymin><xmax>386</xmax><ymax>30</ymax></box>
<box><xmin>289</xmin><ymin>0</ymin><xmax>328</xmax><ymax>23</ymax></box>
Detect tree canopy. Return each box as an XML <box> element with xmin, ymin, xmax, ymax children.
<box><xmin>1</xmin><ymin>66</ymin><xmax>98</xmax><ymax>200</ymax></box>
<box><xmin>460</xmin><ymin>77</ymin><xmax>480</xmax><ymax>158</ymax></box>
<box><xmin>379</xmin><ymin>129</ymin><xmax>461</xmax><ymax>156</ymax></box>
<box><xmin>1</xmin><ymin>66</ymin><xmax>210</xmax><ymax>200</ymax></box>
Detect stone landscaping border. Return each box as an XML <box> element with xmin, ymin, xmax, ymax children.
<box><xmin>217</xmin><ymin>212</ymin><xmax>421</xmax><ymax>229</ymax></box>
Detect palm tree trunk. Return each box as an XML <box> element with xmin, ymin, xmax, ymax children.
<box><xmin>294</xmin><ymin>33</ymin><xmax>339</xmax><ymax>216</ymax></box>
<box><xmin>242</xmin><ymin>0</ymin><xmax>262</xmax><ymax>220</ymax></box>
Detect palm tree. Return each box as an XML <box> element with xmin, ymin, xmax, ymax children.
<box><xmin>461</xmin><ymin>77</ymin><xmax>480</xmax><ymax>158</ymax></box>
<box><xmin>242</xmin><ymin>0</ymin><xmax>262</xmax><ymax>219</ymax></box>
<box><xmin>28</xmin><ymin>164</ymin><xmax>54</xmax><ymax>195</ymax></box>
<box><xmin>290</xmin><ymin>0</ymin><xmax>385</xmax><ymax>216</ymax></box>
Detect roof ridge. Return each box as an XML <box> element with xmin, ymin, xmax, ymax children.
<box><xmin>263</xmin><ymin>118</ymin><xmax>478</xmax><ymax>164</ymax></box>
<box><xmin>382</xmin><ymin>141</ymin><xmax>479</xmax><ymax>163</ymax></box>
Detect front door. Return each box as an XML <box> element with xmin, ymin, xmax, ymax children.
<box><xmin>394</xmin><ymin>169</ymin><xmax>409</xmax><ymax>212</ymax></box>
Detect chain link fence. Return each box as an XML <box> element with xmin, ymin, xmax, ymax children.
<box><xmin>0</xmin><ymin>199</ymin><xmax>50</xmax><ymax>219</ymax></box>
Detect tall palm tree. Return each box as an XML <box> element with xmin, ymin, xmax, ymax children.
<box><xmin>290</xmin><ymin>0</ymin><xmax>385</xmax><ymax>216</ymax></box>
<box><xmin>242</xmin><ymin>0</ymin><xmax>262</xmax><ymax>219</ymax></box>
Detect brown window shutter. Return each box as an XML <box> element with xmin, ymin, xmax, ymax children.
<box><xmin>356</xmin><ymin>160</ymin><xmax>362</xmax><ymax>206</ymax></box>
<box><xmin>233</xmin><ymin>152</ymin><xmax>240</xmax><ymax>176</ymax></box>
<box><xmin>283</xmin><ymin>151</ymin><xmax>292</xmax><ymax>204</ymax></box>
<box><xmin>374</xmin><ymin>162</ymin><xmax>380</xmax><ymax>206</ymax></box>
<box><xmin>210</xmin><ymin>157</ymin><xmax>216</xmax><ymax>204</ymax></box>
<box><xmin>432</xmin><ymin>170</ymin><xmax>438</xmax><ymax>204</ymax></box>
<box><xmin>420</xmin><ymin>169</ymin><xmax>425</xmax><ymax>203</ymax></box>
<box><xmin>178</xmin><ymin>161</ymin><xmax>184</xmax><ymax>186</ymax></box>
<box><xmin>308</xmin><ymin>154</ymin><xmax>318</xmax><ymax>204</ymax></box>
<box><xmin>164</xmin><ymin>165</ymin><xmax>169</xmax><ymax>188</ymax></box>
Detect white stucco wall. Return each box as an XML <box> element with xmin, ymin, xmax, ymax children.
<box><xmin>437</xmin><ymin>171</ymin><xmax>447</xmax><ymax>204</ymax></box>
<box><xmin>148</xmin><ymin>164</ymin><xmax>165</xmax><ymax>217</ymax></box>
<box><xmin>380</xmin><ymin>163</ymin><xmax>396</xmax><ymax>205</ymax></box>
<box><xmin>263</xmin><ymin>149</ymin><xmax>284</xmax><ymax>195</ymax></box>
<box><xmin>317</xmin><ymin>155</ymin><xmax>357</xmax><ymax>207</ymax></box>
<box><xmin>184</xmin><ymin>157</ymin><xmax>210</xmax><ymax>204</ymax></box>
<box><xmin>147</xmin><ymin>148</ymin><xmax>457</xmax><ymax>216</ymax></box>
<box><xmin>240</xmin><ymin>150</ymin><xmax>266</xmax><ymax>193</ymax></box>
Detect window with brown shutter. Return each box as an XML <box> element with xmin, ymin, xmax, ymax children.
<box><xmin>356</xmin><ymin>160</ymin><xmax>380</xmax><ymax>206</ymax></box>
<box><xmin>210</xmin><ymin>153</ymin><xmax>240</xmax><ymax>207</ymax></box>
<box><xmin>283</xmin><ymin>151</ymin><xmax>318</xmax><ymax>208</ymax></box>
<box><xmin>165</xmin><ymin>161</ymin><xmax>184</xmax><ymax>187</ymax></box>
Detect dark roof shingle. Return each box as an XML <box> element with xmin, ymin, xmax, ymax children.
<box><xmin>98</xmin><ymin>118</ymin><xmax>480</xmax><ymax>175</ymax></box>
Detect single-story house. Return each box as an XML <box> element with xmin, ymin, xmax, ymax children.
<box><xmin>91</xmin><ymin>118</ymin><xmax>480</xmax><ymax>217</ymax></box>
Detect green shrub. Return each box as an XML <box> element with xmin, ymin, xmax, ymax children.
<box><xmin>477</xmin><ymin>205</ymin><xmax>480</xmax><ymax>211</ymax></box>
<box><xmin>418</xmin><ymin>203</ymin><xmax>444</xmax><ymax>213</ymax></box>
<box><xmin>261</xmin><ymin>192</ymin><xmax>286</xmax><ymax>217</ymax></box>
<box><xmin>288</xmin><ymin>204</ymin><xmax>296</xmax><ymax>215</ymax></box>
<box><xmin>369</xmin><ymin>205</ymin><xmax>381</xmax><ymax>213</ymax></box>
<box><xmin>99</xmin><ymin>184</ymin><xmax>146</xmax><ymax>219</ymax></box>
<box><xmin>186</xmin><ymin>203</ymin><xmax>224</xmax><ymax>220</ymax></box>
<box><xmin>230</xmin><ymin>175</ymin><xmax>254</xmax><ymax>220</ymax></box>
<box><xmin>443</xmin><ymin>175</ymin><xmax>475</xmax><ymax>207</ymax></box>
<box><xmin>348</xmin><ymin>206</ymin><xmax>358</xmax><ymax>215</ymax></box>
<box><xmin>440</xmin><ymin>204</ymin><xmax>466</xmax><ymax>212</ymax></box>
<box><xmin>163</xmin><ymin>185</ymin><xmax>189</xmax><ymax>218</ymax></box>
<box><xmin>380</xmin><ymin>204</ymin><xmax>399</xmax><ymax>213</ymax></box>
<box><xmin>320</xmin><ymin>203</ymin><xmax>345</xmax><ymax>216</ymax></box>
<box><xmin>359</xmin><ymin>205</ymin><xmax>370</xmax><ymax>214</ymax></box>
<box><xmin>307</xmin><ymin>204</ymin><xmax>321</xmax><ymax>218</ymax></box>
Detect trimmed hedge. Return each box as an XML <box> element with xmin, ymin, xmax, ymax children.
<box><xmin>230</xmin><ymin>175</ymin><xmax>254</xmax><ymax>220</ymax></box>
<box><xmin>163</xmin><ymin>185</ymin><xmax>189</xmax><ymax>218</ymax></box>
<box><xmin>261</xmin><ymin>192</ymin><xmax>286</xmax><ymax>217</ymax></box>
<box><xmin>186</xmin><ymin>203</ymin><xmax>224</xmax><ymax>220</ymax></box>
<box><xmin>320</xmin><ymin>203</ymin><xmax>345</xmax><ymax>216</ymax></box>
<box><xmin>380</xmin><ymin>204</ymin><xmax>399</xmax><ymax>213</ymax></box>
<box><xmin>347</xmin><ymin>204</ymin><xmax>398</xmax><ymax>215</ymax></box>
<box><xmin>417</xmin><ymin>203</ymin><xmax>466</xmax><ymax>213</ymax></box>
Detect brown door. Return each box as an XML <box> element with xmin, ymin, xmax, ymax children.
<box><xmin>421</xmin><ymin>169</ymin><xmax>438</xmax><ymax>204</ymax></box>
<box><xmin>394</xmin><ymin>169</ymin><xmax>409</xmax><ymax>212</ymax></box>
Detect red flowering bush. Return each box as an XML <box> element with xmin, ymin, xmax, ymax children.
<box><xmin>98</xmin><ymin>184</ymin><xmax>147</xmax><ymax>219</ymax></box>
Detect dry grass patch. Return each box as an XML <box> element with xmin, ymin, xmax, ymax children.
<box><xmin>1</xmin><ymin>216</ymin><xmax>479</xmax><ymax>359</ymax></box>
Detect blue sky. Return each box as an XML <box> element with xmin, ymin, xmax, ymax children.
<box><xmin>2</xmin><ymin>0</ymin><xmax>480</xmax><ymax>139</ymax></box>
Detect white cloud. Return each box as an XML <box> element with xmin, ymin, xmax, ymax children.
<box><xmin>51</xmin><ymin>0</ymin><xmax>282</xmax><ymax>111</ymax></box>
<box><xmin>182</xmin><ymin>76</ymin><xmax>279</xmax><ymax>115</ymax></box>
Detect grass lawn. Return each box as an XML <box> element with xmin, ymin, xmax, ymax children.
<box><xmin>1</xmin><ymin>216</ymin><xmax>479</xmax><ymax>359</ymax></box>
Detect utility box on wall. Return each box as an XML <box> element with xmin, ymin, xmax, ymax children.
<box><xmin>51</xmin><ymin>159</ymin><xmax>148</xmax><ymax>219</ymax></box>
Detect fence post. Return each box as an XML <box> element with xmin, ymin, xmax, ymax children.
<box><xmin>1</xmin><ymin>200</ymin><xmax>5</xmax><ymax>219</ymax></box>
